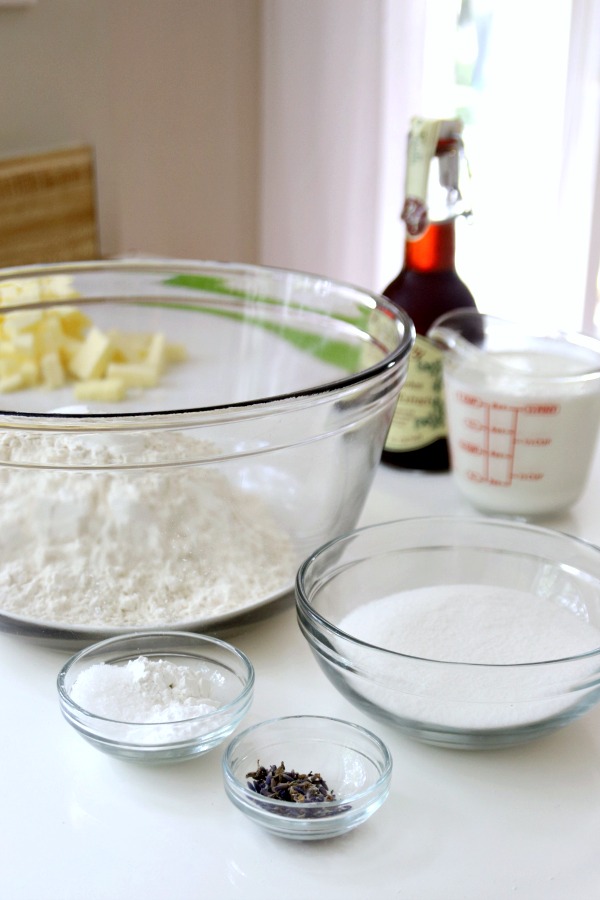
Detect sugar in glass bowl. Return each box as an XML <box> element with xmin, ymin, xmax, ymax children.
<box><xmin>0</xmin><ymin>259</ymin><xmax>413</xmax><ymax>648</ymax></box>
<box><xmin>222</xmin><ymin>715</ymin><xmax>392</xmax><ymax>840</ymax></box>
<box><xmin>57</xmin><ymin>631</ymin><xmax>255</xmax><ymax>763</ymax></box>
<box><xmin>296</xmin><ymin>517</ymin><xmax>600</xmax><ymax>750</ymax></box>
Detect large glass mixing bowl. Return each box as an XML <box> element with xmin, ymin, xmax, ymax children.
<box><xmin>0</xmin><ymin>259</ymin><xmax>414</xmax><ymax>647</ymax></box>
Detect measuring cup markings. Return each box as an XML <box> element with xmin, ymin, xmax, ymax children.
<box><xmin>455</xmin><ymin>395</ymin><xmax>561</xmax><ymax>487</ymax></box>
<box><xmin>432</xmin><ymin>311</ymin><xmax>600</xmax><ymax>514</ymax></box>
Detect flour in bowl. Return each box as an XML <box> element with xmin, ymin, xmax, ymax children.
<box><xmin>0</xmin><ymin>431</ymin><xmax>295</xmax><ymax>627</ymax></box>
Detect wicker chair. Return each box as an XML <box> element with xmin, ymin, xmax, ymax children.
<box><xmin>0</xmin><ymin>145</ymin><xmax>99</xmax><ymax>268</ymax></box>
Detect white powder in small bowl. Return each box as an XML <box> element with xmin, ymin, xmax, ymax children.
<box><xmin>71</xmin><ymin>656</ymin><xmax>218</xmax><ymax>722</ymax></box>
<box><xmin>70</xmin><ymin>656</ymin><xmax>220</xmax><ymax>744</ymax></box>
<box><xmin>337</xmin><ymin>584</ymin><xmax>600</xmax><ymax>732</ymax></box>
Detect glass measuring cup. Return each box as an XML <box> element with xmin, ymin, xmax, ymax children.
<box><xmin>428</xmin><ymin>311</ymin><xmax>600</xmax><ymax>517</ymax></box>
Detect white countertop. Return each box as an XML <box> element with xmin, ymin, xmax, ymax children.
<box><xmin>3</xmin><ymin>450</ymin><xmax>600</xmax><ymax>900</ymax></box>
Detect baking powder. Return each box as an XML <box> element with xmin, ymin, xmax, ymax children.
<box><xmin>70</xmin><ymin>656</ymin><xmax>217</xmax><ymax>722</ymax></box>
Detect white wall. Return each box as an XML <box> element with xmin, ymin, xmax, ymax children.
<box><xmin>0</xmin><ymin>0</ymin><xmax>424</xmax><ymax>293</ymax></box>
<box><xmin>0</xmin><ymin>0</ymin><xmax>260</xmax><ymax>262</ymax></box>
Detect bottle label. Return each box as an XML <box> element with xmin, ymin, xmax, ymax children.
<box><xmin>384</xmin><ymin>334</ymin><xmax>446</xmax><ymax>452</ymax></box>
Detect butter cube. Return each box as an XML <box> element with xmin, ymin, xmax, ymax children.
<box><xmin>41</xmin><ymin>351</ymin><xmax>66</xmax><ymax>389</ymax></box>
<box><xmin>69</xmin><ymin>327</ymin><xmax>114</xmax><ymax>380</ymax></box>
<box><xmin>55</xmin><ymin>306</ymin><xmax>92</xmax><ymax>338</ymax></box>
<box><xmin>3</xmin><ymin>310</ymin><xmax>44</xmax><ymax>337</ymax></box>
<box><xmin>59</xmin><ymin>336</ymin><xmax>84</xmax><ymax>365</ymax></box>
<box><xmin>145</xmin><ymin>332</ymin><xmax>167</xmax><ymax>374</ymax></box>
<box><xmin>0</xmin><ymin>340</ymin><xmax>18</xmax><ymax>358</ymax></box>
<box><xmin>0</xmin><ymin>279</ymin><xmax>41</xmax><ymax>307</ymax></box>
<box><xmin>38</xmin><ymin>276</ymin><xmax>78</xmax><ymax>301</ymax></box>
<box><xmin>12</xmin><ymin>332</ymin><xmax>36</xmax><ymax>355</ymax></box>
<box><xmin>74</xmin><ymin>378</ymin><xmax>127</xmax><ymax>402</ymax></box>
<box><xmin>37</xmin><ymin>315</ymin><xmax>64</xmax><ymax>355</ymax></box>
<box><xmin>106</xmin><ymin>362</ymin><xmax>159</xmax><ymax>388</ymax></box>
<box><xmin>108</xmin><ymin>329</ymin><xmax>150</xmax><ymax>363</ymax></box>
<box><xmin>20</xmin><ymin>359</ymin><xmax>39</xmax><ymax>387</ymax></box>
<box><xmin>0</xmin><ymin>358</ymin><xmax>18</xmax><ymax>378</ymax></box>
<box><xmin>0</xmin><ymin>372</ymin><xmax>25</xmax><ymax>392</ymax></box>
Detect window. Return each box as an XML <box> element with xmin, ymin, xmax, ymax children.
<box><xmin>260</xmin><ymin>0</ymin><xmax>600</xmax><ymax>335</ymax></box>
<box><xmin>416</xmin><ymin>0</ymin><xmax>600</xmax><ymax>333</ymax></box>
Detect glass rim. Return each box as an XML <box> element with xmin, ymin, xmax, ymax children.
<box><xmin>0</xmin><ymin>258</ymin><xmax>415</xmax><ymax>425</ymax></box>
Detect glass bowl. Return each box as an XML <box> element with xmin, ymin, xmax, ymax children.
<box><xmin>57</xmin><ymin>631</ymin><xmax>254</xmax><ymax>763</ymax></box>
<box><xmin>296</xmin><ymin>517</ymin><xmax>600</xmax><ymax>750</ymax></box>
<box><xmin>0</xmin><ymin>259</ymin><xmax>413</xmax><ymax>648</ymax></box>
<box><xmin>222</xmin><ymin>715</ymin><xmax>392</xmax><ymax>840</ymax></box>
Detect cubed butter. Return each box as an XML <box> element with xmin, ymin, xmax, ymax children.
<box><xmin>108</xmin><ymin>329</ymin><xmax>151</xmax><ymax>363</ymax></box>
<box><xmin>0</xmin><ymin>290</ymin><xmax>185</xmax><ymax>403</ymax></box>
<box><xmin>55</xmin><ymin>306</ymin><xmax>92</xmax><ymax>338</ymax></box>
<box><xmin>0</xmin><ymin>372</ymin><xmax>25</xmax><ymax>392</ymax></box>
<box><xmin>145</xmin><ymin>332</ymin><xmax>167</xmax><ymax>374</ymax></box>
<box><xmin>69</xmin><ymin>327</ymin><xmax>114</xmax><ymax>380</ymax></box>
<box><xmin>3</xmin><ymin>310</ymin><xmax>44</xmax><ymax>337</ymax></box>
<box><xmin>41</xmin><ymin>351</ymin><xmax>66</xmax><ymax>389</ymax></box>
<box><xmin>20</xmin><ymin>359</ymin><xmax>38</xmax><ymax>387</ymax></box>
<box><xmin>12</xmin><ymin>332</ymin><xmax>36</xmax><ymax>355</ymax></box>
<box><xmin>0</xmin><ymin>358</ymin><xmax>18</xmax><ymax>378</ymax></box>
<box><xmin>0</xmin><ymin>340</ymin><xmax>18</xmax><ymax>358</ymax></box>
<box><xmin>74</xmin><ymin>377</ymin><xmax>127</xmax><ymax>402</ymax></box>
<box><xmin>106</xmin><ymin>362</ymin><xmax>159</xmax><ymax>388</ymax></box>
<box><xmin>0</xmin><ymin>279</ymin><xmax>41</xmax><ymax>307</ymax></box>
<box><xmin>38</xmin><ymin>276</ymin><xmax>79</xmax><ymax>301</ymax></box>
<box><xmin>59</xmin><ymin>335</ymin><xmax>84</xmax><ymax>365</ymax></box>
<box><xmin>36</xmin><ymin>315</ymin><xmax>64</xmax><ymax>355</ymax></box>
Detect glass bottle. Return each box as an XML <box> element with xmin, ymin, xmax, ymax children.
<box><xmin>381</xmin><ymin>116</ymin><xmax>476</xmax><ymax>471</ymax></box>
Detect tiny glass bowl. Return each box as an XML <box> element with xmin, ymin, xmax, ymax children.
<box><xmin>222</xmin><ymin>715</ymin><xmax>392</xmax><ymax>840</ymax></box>
<box><xmin>57</xmin><ymin>631</ymin><xmax>254</xmax><ymax>763</ymax></box>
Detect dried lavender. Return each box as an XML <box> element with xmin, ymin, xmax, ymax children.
<box><xmin>246</xmin><ymin>761</ymin><xmax>336</xmax><ymax>803</ymax></box>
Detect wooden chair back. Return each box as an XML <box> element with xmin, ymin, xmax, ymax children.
<box><xmin>0</xmin><ymin>145</ymin><xmax>99</xmax><ymax>268</ymax></box>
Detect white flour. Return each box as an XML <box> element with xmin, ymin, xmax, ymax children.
<box><xmin>0</xmin><ymin>431</ymin><xmax>294</xmax><ymax>627</ymax></box>
<box><xmin>339</xmin><ymin>584</ymin><xmax>600</xmax><ymax>731</ymax></box>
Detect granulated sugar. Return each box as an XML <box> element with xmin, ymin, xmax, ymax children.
<box><xmin>0</xmin><ymin>431</ymin><xmax>295</xmax><ymax>628</ymax></box>
<box><xmin>340</xmin><ymin>584</ymin><xmax>600</xmax><ymax>664</ymax></box>
<box><xmin>339</xmin><ymin>584</ymin><xmax>600</xmax><ymax>731</ymax></box>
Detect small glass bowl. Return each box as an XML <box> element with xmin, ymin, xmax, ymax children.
<box><xmin>57</xmin><ymin>631</ymin><xmax>254</xmax><ymax>763</ymax></box>
<box><xmin>222</xmin><ymin>715</ymin><xmax>392</xmax><ymax>840</ymax></box>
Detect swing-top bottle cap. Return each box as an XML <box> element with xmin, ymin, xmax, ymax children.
<box><xmin>402</xmin><ymin>117</ymin><xmax>468</xmax><ymax>237</ymax></box>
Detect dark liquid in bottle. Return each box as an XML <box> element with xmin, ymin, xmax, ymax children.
<box><xmin>382</xmin><ymin>229</ymin><xmax>476</xmax><ymax>471</ymax></box>
<box><xmin>383</xmin><ymin>269</ymin><xmax>475</xmax><ymax>335</ymax></box>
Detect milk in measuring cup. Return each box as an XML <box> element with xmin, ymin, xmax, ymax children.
<box><xmin>444</xmin><ymin>347</ymin><xmax>600</xmax><ymax>516</ymax></box>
